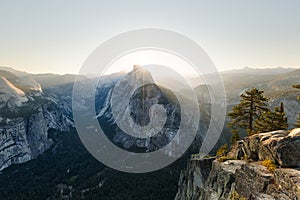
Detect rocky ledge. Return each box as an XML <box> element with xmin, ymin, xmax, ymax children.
<box><xmin>175</xmin><ymin>128</ymin><xmax>300</xmax><ymax>200</ymax></box>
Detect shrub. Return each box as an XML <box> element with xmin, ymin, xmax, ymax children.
<box><xmin>231</xmin><ymin>190</ymin><xmax>247</xmax><ymax>200</ymax></box>
<box><xmin>216</xmin><ymin>144</ymin><xmax>229</xmax><ymax>157</ymax></box>
<box><xmin>262</xmin><ymin>159</ymin><xmax>277</xmax><ymax>172</ymax></box>
<box><xmin>217</xmin><ymin>156</ymin><xmax>235</xmax><ymax>162</ymax></box>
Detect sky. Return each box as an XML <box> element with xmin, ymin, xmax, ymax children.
<box><xmin>0</xmin><ymin>0</ymin><xmax>299</xmax><ymax>75</ymax></box>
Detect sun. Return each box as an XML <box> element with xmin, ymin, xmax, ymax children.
<box><xmin>103</xmin><ymin>49</ymin><xmax>199</xmax><ymax>78</ymax></box>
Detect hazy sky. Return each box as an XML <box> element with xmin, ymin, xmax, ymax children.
<box><xmin>0</xmin><ymin>0</ymin><xmax>299</xmax><ymax>74</ymax></box>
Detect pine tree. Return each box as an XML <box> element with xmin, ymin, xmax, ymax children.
<box><xmin>230</xmin><ymin>129</ymin><xmax>240</xmax><ymax>145</ymax></box>
<box><xmin>254</xmin><ymin>103</ymin><xmax>288</xmax><ymax>133</ymax></box>
<box><xmin>228</xmin><ymin>88</ymin><xmax>269</xmax><ymax>135</ymax></box>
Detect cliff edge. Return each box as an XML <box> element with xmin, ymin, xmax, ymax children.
<box><xmin>175</xmin><ymin>128</ymin><xmax>300</xmax><ymax>200</ymax></box>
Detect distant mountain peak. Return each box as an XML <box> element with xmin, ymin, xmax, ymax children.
<box><xmin>0</xmin><ymin>76</ymin><xmax>25</xmax><ymax>96</ymax></box>
<box><xmin>221</xmin><ymin>66</ymin><xmax>296</xmax><ymax>75</ymax></box>
<box><xmin>0</xmin><ymin>66</ymin><xmax>29</xmax><ymax>77</ymax></box>
<box><xmin>133</xmin><ymin>64</ymin><xmax>142</xmax><ymax>71</ymax></box>
<box><xmin>127</xmin><ymin>65</ymin><xmax>154</xmax><ymax>84</ymax></box>
<box><xmin>0</xmin><ymin>76</ymin><xmax>28</xmax><ymax>108</ymax></box>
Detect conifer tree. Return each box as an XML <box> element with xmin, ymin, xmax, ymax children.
<box><xmin>230</xmin><ymin>129</ymin><xmax>240</xmax><ymax>145</ymax></box>
<box><xmin>254</xmin><ymin>103</ymin><xmax>288</xmax><ymax>132</ymax></box>
<box><xmin>228</xmin><ymin>88</ymin><xmax>269</xmax><ymax>135</ymax></box>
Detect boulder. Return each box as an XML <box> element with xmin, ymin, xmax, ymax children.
<box><xmin>242</xmin><ymin>130</ymin><xmax>288</xmax><ymax>161</ymax></box>
<box><xmin>274</xmin><ymin>135</ymin><xmax>300</xmax><ymax>167</ymax></box>
<box><xmin>241</xmin><ymin>129</ymin><xmax>300</xmax><ymax>167</ymax></box>
<box><xmin>289</xmin><ymin>128</ymin><xmax>300</xmax><ymax>137</ymax></box>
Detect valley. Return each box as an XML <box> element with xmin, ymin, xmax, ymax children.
<box><xmin>0</xmin><ymin>66</ymin><xmax>299</xmax><ymax>199</ymax></box>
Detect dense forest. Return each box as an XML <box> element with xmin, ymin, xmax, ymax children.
<box><xmin>0</xmin><ymin>128</ymin><xmax>187</xmax><ymax>200</ymax></box>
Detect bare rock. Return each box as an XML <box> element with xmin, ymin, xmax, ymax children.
<box><xmin>201</xmin><ymin>160</ymin><xmax>246</xmax><ymax>200</ymax></box>
<box><xmin>289</xmin><ymin>128</ymin><xmax>300</xmax><ymax>137</ymax></box>
<box><xmin>235</xmin><ymin>162</ymin><xmax>274</xmax><ymax>199</ymax></box>
<box><xmin>175</xmin><ymin>129</ymin><xmax>300</xmax><ymax>200</ymax></box>
<box><xmin>266</xmin><ymin>168</ymin><xmax>300</xmax><ymax>199</ymax></box>
<box><xmin>174</xmin><ymin>156</ymin><xmax>215</xmax><ymax>200</ymax></box>
<box><xmin>274</xmin><ymin>136</ymin><xmax>300</xmax><ymax>167</ymax></box>
<box><xmin>241</xmin><ymin>129</ymin><xmax>300</xmax><ymax>167</ymax></box>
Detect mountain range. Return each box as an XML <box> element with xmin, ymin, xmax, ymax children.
<box><xmin>0</xmin><ymin>65</ymin><xmax>299</xmax><ymax>199</ymax></box>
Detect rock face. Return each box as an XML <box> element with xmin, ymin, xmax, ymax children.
<box><xmin>175</xmin><ymin>157</ymin><xmax>215</xmax><ymax>200</ymax></box>
<box><xmin>175</xmin><ymin>128</ymin><xmax>300</xmax><ymax>200</ymax></box>
<box><xmin>0</xmin><ymin>71</ymin><xmax>73</xmax><ymax>171</ymax></box>
<box><xmin>234</xmin><ymin>162</ymin><xmax>275</xmax><ymax>199</ymax></box>
<box><xmin>0</xmin><ymin>76</ymin><xmax>28</xmax><ymax>108</ymax></box>
<box><xmin>0</xmin><ymin>108</ymin><xmax>71</xmax><ymax>171</ymax></box>
<box><xmin>0</xmin><ymin>64</ymin><xmax>210</xmax><ymax>173</ymax></box>
<box><xmin>241</xmin><ymin>129</ymin><xmax>300</xmax><ymax>167</ymax></box>
<box><xmin>95</xmin><ymin>66</ymin><xmax>204</xmax><ymax>153</ymax></box>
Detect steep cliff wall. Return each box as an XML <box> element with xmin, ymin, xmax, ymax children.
<box><xmin>0</xmin><ymin>102</ymin><xmax>73</xmax><ymax>171</ymax></box>
<box><xmin>175</xmin><ymin>129</ymin><xmax>300</xmax><ymax>200</ymax></box>
<box><xmin>0</xmin><ymin>72</ymin><xmax>73</xmax><ymax>171</ymax></box>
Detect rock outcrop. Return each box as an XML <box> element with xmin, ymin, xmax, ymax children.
<box><xmin>0</xmin><ymin>106</ymin><xmax>71</xmax><ymax>171</ymax></box>
<box><xmin>241</xmin><ymin>129</ymin><xmax>300</xmax><ymax>167</ymax></box>
<box><xmin>175</xmin><ymin>129</ymin><xmax>300</xmax><ymax>200</ymax></box>
<box><xmin>0</xmin><ymin>71</ymin><xmax>73</xmax><ymax>171</ymax></box>
<box><xmin>175</xmin><ymin>157</ymin><xmax>215</xmax><ymax>200</ymax></box>
<box><xmin>0</xmin><ymin>76</ymin><xmax>28</xmax><ymax>108</ymax></box>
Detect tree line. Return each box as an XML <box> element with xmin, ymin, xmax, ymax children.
<box><xmin>227</xmin><ymin>86</ymin><xmax>300</xmax><ymax>144</ymax></box>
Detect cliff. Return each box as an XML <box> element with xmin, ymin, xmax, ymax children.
<box><xmin>95</xmin><ymin>66</ymin><xmax>206</xmax><ymax>153</ymax></box>
<box><xmin>175</xmin><ymin>128</ymin><xmax>300</xmax><ymax>200</ymax></box>
<box><xmin>0</xmin><ymin>71</ymin><xmax>73</xmax><ymax>171</ymax></box>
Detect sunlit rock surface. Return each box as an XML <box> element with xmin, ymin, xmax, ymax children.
<box><xmin>0</xmin><ymin>71</ymin><xmax>73</xmax><ymax>171</ymax></box>
<box><xmin>175</xmin><ymin>128</ymin><xmax>300</xmax><ymax>200</ymax></box>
